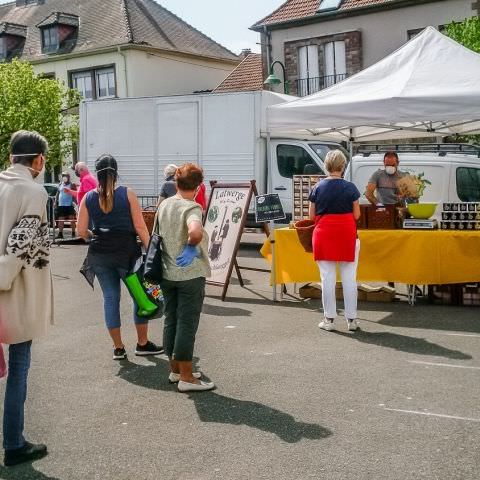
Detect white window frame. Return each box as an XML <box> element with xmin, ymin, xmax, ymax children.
<box><xmin>70</xmin><ymin>66</ymin><xmax>116</xmax><ymax>101</ymax></box>
<box><xmin>324</xmin><ymin>40</ymin><xmax>346</xmax><ymax>79</ymax></box>
<box><xmin>298</xmin><ymin>45</ymin><xmax>320</xmax><ymax>96</ymax></box>
<box><xmin>95</xmin><ymin>67</ymin><xmax>116</xmax><ymax>99</ymax></box>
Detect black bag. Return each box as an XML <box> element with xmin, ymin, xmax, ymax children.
<box><xmin>143</xmin><ymin>214</ymin><xmax>164</xmax><ymax>282</ymax></box>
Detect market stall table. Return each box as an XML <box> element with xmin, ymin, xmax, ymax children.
<box><xmin>261</xmin><ymin>228</ymin><xmax>480</xmax><ymax>291</ymax></box>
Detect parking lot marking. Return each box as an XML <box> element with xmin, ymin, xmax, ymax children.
<box><xmin>383</xmin><ymin>408</ymin><xmax>480</xmax><ymax>423</ymax></box>
<box><xmin>408</xmin><ymin>360</ymin><xmax>480</xmax><ymax>370</ymax></box>
<box><xmin>444</xmin><ymin>333</ymin><xmax>480</xmax><ymax>338</ymax></box>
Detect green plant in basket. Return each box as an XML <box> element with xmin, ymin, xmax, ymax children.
<box><xmin>413</xmin><ymin>172</ymin><xmax>432</xmax><ymax>199</ymax></box>
<box><xmin>397</xmin><ymin>171</ymin><xmax>432</xmax><ymax>200</ymax></box>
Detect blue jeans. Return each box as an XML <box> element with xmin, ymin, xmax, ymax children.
<box><xmin>3</xmin><ymin>341</ymin><xmax>32</xmax><ymax>451</ymax></box>
<box><xmin>92</xmin><ymin>265</ymin><xmax>148</xmax><ymax>329</ymax></box>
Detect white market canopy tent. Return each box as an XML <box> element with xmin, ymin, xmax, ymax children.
<box><xmin>266</xmin><ymin>27</ymin><xmax>480</xmax><ymax>142</ymax></box>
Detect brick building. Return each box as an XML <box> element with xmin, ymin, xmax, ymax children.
<box><xmin>251</xmin><ymin>0</ymin><xmax>477</xmax><ymax>96</ymax></box>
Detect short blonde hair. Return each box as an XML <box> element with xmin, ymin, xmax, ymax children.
<box><xmin>324</xmin><ymin>150</ymin><xmax>347</xmax><ymax>174</ymax></box>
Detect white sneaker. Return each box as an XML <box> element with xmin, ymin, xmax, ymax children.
<box><xmin>168</xmin><ymin>372</ymin><xmax>202</xmax><ymax>383</ymax></box>
<box><xmin>347</xmin><ymin>319</ymin><xmax>359</xmax><ymax>331</ymax></box>
<box><xmin>319</xmin><ymin>319</ymin><xmax>335</xmax><ymax>331</ymax></box>
<box><xmin>177</xmin><ymin>380</ymin><xmax>215</xmax><ymax>392</ymax></box>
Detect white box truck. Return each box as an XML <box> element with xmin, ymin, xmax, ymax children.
<box><xmin>79</xmin><ymin>90</ymin><xmax>345</xmax><ymax>220</ymax></box>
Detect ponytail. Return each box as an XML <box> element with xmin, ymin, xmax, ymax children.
<box><xmin>98</xmin><ymin>173</ymin><xmax>116</xmax><ymax>214</ymax></box>
<box><xmin>95</xmin><ymin>154</ymin><xmax>118</xmax><ymax>214</ymax></box>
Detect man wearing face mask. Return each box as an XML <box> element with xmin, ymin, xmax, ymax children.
<box><xmin>365</xmin><ymin>151</ymin><xmax>407</xmax><ymax>206</ymax></box>
<box><xmin>0</xmin><ymin>130</ymin><xmax>52</xmax><ymax>466</ymax></box>
<box><xmin>65</xmin><ymin>162</ymin><xmax>97</xmax><ymax>206</ymax></box>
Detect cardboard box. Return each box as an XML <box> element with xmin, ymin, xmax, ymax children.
<box><xmin>299</xmin><ymin>284</ymin><xmax>321</xmax><ymax>299</ymax></box>
<box><xmin>299</xmin><ymin>283</ymin><xmax>393</xmax><ymax>302</ymax></box>
<box><xmin>358</xmin><ymin>284</ymin><xmax>396</xmax><ymax>302</ymax></box>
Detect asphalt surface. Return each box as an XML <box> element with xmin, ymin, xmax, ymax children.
<box><xmin>0</xmin><ymin>236</ymin><xmax>479</xmax><ymax>480</ymax></box>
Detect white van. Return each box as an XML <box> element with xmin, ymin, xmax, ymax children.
<box><xmin>345</xmin><ymin>144</ymin><xmax>480</xmax><ymax>216</ymax></box>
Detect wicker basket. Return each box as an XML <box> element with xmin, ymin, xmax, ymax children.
<box><xmin>294</xmin><ymin>219</ymin><xmax>315</xmax><ymax>253</ymax></box>
<box><xmin>142</xmin><ymin>210</ymin><xmax>156</xmax><ymax>234</ymax></box>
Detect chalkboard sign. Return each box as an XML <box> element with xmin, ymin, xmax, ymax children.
<box><xmin>255</xmin><ymin>194</ymin><xmax>286</xmax><ymax>222</ymax></box>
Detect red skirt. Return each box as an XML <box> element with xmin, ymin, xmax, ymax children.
<box><xmin>313</xmin><ymin>213</ymin><xmax>357</xmax><ymax>262</ymax></box>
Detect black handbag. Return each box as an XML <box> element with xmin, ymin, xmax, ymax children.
<box><xmin>143</xmin><ymin>216</ymin><xmax>163</xmax><ymax>282</ymax></box>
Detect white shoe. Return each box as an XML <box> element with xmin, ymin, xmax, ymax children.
<box><xmin>178</xmin><ymin>380</ymin><xmax>215</xmax><ymax>392</ymax></box>
<box><xmin>169</xmin><ymin>372</ymin><xmax>202</xmax><ymax>383</ymax></box>
<box><xmin>319</xmin><ymin>319</ymin><xmax>335</xmax><ymax>331</ymax></box>
<box><xmin>347</xmin><ymin>319</ymin><xmax>359</xmax><ymax>331</ymax></box>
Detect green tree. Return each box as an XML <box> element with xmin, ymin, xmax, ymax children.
<box><xmin>0</xmin><ymin>59</ymin><xmax>80</xmax><ymax>169</ymax></box>
<box><xmin>445</xmin><ymin>17</ymin><xmax>480</xmax><ymax>144</ymax></box>
<box><xmin>446</xmin><ymin>16</ymin><xmax>480</xmax><ymax>53</ymax></box>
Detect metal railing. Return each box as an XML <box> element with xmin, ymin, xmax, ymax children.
<box><xmin>138</xmin><ymin>195</ymin><xmax>159</xmax><ymax>209</ymax></box>
<box><xmin>296</xmin><ymin>74</ymin><xmax>347</xmax><ymax>97</ymax></box>
<box><xmin>357</xmin><ymin>143</ymin><xmax>480</xmax><ymax>157</ymax></box>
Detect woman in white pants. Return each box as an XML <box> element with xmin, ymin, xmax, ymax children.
<box><xmin>309</xmin><ymin>150</ymin><xmax>361</xmax><ymax>332</ymax></box>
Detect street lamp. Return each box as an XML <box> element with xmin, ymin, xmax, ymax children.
<box><xmin>264</xmin><ymin>60</ymin><xmax>290</xmax><ymax>95</ymax></box>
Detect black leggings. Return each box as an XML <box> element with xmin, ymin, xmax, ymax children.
<box><xmin>161</xmin><ymin>277</ymin><xmax>206</xmax><ymax>361</ymax></box>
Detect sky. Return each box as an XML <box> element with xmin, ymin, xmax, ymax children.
<box><xmin>0</xmin><ymin>0</ymin><xmax>283</xmax><ymax>55</ymax></box>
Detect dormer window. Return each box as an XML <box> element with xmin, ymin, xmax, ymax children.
<box><xmin>42</xmin><ymin>26</ymin><xmax>58</xmax><ymax>54</ymax></box>
<box><xmin>318</xmin><ymin>0</ymin><xmax>343</xmax><ymax>12</ymax></box>
<box><xmin>0</xmin><ymin>22</ymin><xmax>27</xmax><ymax>62</ymax></box>
<box><xmin>37</xmin><ymin>13</ymin><xmax>79</xmax><ymax>55</ymax></box>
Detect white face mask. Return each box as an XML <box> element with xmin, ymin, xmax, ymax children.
<box><xmin>385</xmin><ymin>166</ymin><xmax>397</xmax><ymax>175</ymax></box>
<box><xmin>11</xmin><ymin>153</ymin><xmax>45</xmax><ymax>178</ymax></box>
<box><xmin>27</xmin><ymin>165</ymin><xmax>45</xmax><ymax>179</ymax></box>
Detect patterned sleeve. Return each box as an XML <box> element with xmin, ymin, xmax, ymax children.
<box><xmin>0</xmin><ymin>190</ymin><xmax>50</xmax><ymax>291</ymax></box>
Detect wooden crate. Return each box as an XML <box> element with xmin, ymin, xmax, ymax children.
<box><xmin>357</xmin><ymin>204</ymin><xmax>369</xmax><ymax>229</ymax></box>
<box><xmin>366</xmin><ymin>205</ymin><xmax>397</xmax><ymax>229</ymax></box>
<box><xmin>292</xmin><ymin>175</ymin><xmax>325</xmax><ymax>221</ymax></box>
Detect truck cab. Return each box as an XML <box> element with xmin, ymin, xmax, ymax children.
<box><xmin>269</xmin><ymin>139</ymin><xmax>348</xmax><ymax>218</ymax></box>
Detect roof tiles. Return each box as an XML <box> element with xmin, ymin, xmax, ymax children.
<box><xmin>253</xmin><ymin>0</ymin><xmax>400</xmax><ymax>28</ymax></box>
<box><xmin>0</xmin><ymin>0</ymin><xmax>238</xmax><ymax>62</ymax></box>
<box><xmin>214</xmin><ymin>53</ymin><xmax>264</xmax><ymax>93</ymax></box>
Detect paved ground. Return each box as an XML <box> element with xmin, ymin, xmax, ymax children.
<box><xmin>1</xmin><ymin>237</ymin><xmax>479</xmax><ymax>480</ymax></box>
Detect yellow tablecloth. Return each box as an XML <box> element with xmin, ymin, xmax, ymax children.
<box><xmin>261</xmin><ymin>229</ymin><xmax>480</xmax><ymax>285</ymax></box>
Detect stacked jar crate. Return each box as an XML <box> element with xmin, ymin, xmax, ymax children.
<box><xmin>440</xmin><ymin>203</ymin><xmax>480</xmax><ymax>230</ymax></box>
<box><xmin>292</xmin><ymin>175</ymin><xmax>324</xmax><ymax>221</ymax></box>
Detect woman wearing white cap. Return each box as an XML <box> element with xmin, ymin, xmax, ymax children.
<box><xmin>157</xmin><ymin>164</ymin><xmax>178</xmax><ymax>207</ymax></box>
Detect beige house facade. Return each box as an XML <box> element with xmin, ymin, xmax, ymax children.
<box><xmin>31</xmin><ymin>46</ymin><xmax>238</xmax><ymax>99</ymax></box>
<box><xmin>252</xmin><ymin>0</ymin><xmax>477</xmax><ymax>97</ymax></box>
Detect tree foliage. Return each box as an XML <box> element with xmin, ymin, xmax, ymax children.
<box><xmin>0</xmin><ymin>60</ymin><xmax>80</xmax><ymax>169</ymax></box>
<box><xmin>444</xmin><ymin>17</ymin><xmax>480</xmax><ymax>144</ymax></box>
<box><xmin>445</xmin><ymin>16</ymin><xmax>480</xmax><ymax>54</ymax></box>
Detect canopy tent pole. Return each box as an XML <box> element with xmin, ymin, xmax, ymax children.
<box><xmin>349</xmin><ymin>128</ymin><xmax>354</xmax><ymax>182</ymax></box>
<box><xmin>266</xmin><ymin>131</ymin><xmax>277</xmax><ymax>302</ymax></box>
